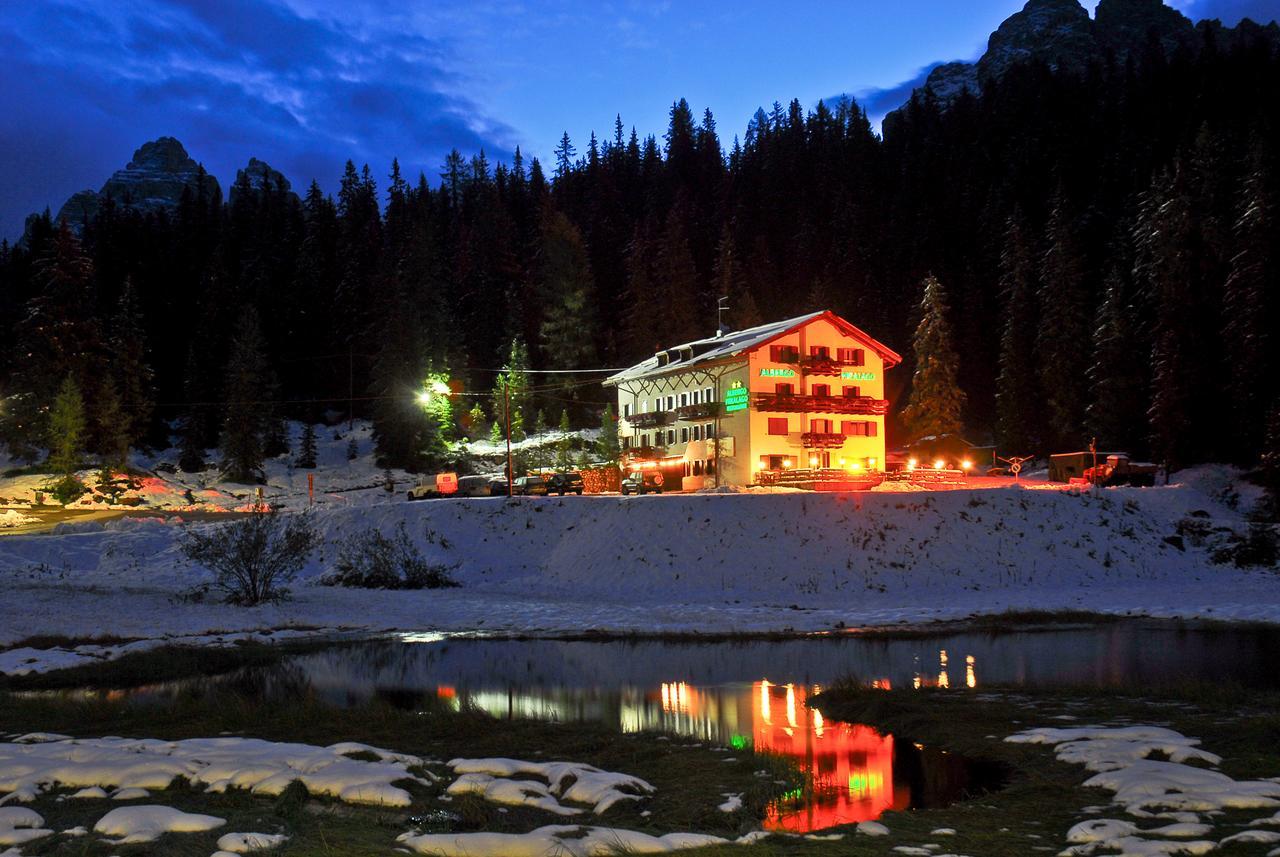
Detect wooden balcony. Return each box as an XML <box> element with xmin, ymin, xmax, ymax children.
<box><xmin>675</xmin><ymin>401</ymin><xmax>723</xmax><ymax>421</ymax></box>
<box><xmin>800</xmin><ymin>432</ymin><xmax>847</xmax><ymax>449</ymax></box>
<box><xmin>629</xmin><ymin>410</ymin><xmax>674</xmax><ymax>428</ymax></box>
<box><xmin>625</xmin><ymin>445</ymin><xmax>667</xmax><ymax>460</ymax></box>
<box><xmin>752</xmin><ymin>393</ymin><xmax>888</xmax><ymax>416</ymax></box>
<box><xmin>800</xmin><ymin>356</ymin><xmax>843</xmax><ymax>376</ymax></box>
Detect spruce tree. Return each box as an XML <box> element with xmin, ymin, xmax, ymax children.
<box><xmin>1221</xmin><ymin>150</ymin><xmax>1276</xmax><ymax>463</ymax></box>
<box><xmin>467</xmin><ymin>403</ymin><xmax>487</xmax><ymax>438</ymax></box>
<box><xmin>296</xmin><ymin>423</ymin><xmax>318</xmax><ymax>469</ymax></box>
<box><xmin>48</xmin><ymin>376</ymin><xmax>87</xmax><ymax>499</ymax></box>
<box><xmin>595</xmin><ymin>404</ymin><xmax>621</xmax><ymax>464</ymax></box>
<box><xmin>219</xmin><ymin>308</ymin><xmax>271</xmax><ymax>483</ymax></box>
<box><xmin>994</xmin><ymin>216</ymin><xmax>1041</xmax><ymax>453</ymax></box>
<box><xmin>537</xmin><ymin>211</ymin><xmax>598</xmax><ymax>411</ymax></box>
<box><xmin>1036</xmin><ymin>195</ymin><xmax>1091</xmax><ymax>451</ymax></box>
<box><xmin>901</xmin><ymin>275</ymin><xmax>966</xmax><ymax>440</ymax></box>
<box><xmin>177</xmin><ymin>346</ymin><xmax>208</xmax><ymax>473</ymax></box>
<box><xmin>95</xmin><ymin>377</ymin><xmax>130</xmax><ymax>471</ymax></box>
<box><xmin>556</xmin><ymin>410</ymin><xmax>573</xmax><ymax>470</ymax></box>
<box><xmin>108</xmin><ymin>280</ymin><xmax>155</xmax><ymax>448</ymax></box>
<box><xmin>1086</xmin><ymin>269</ymin><xmax>1148</xmax><ymax>454</ymax></box>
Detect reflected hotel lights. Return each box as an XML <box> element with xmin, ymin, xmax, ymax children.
<box><xmin>429</xmin><ymin>649</ymin><xmax>976</xmax><ymax>833</ymax></box>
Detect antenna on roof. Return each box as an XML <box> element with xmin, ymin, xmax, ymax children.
<box><xmin>716</xmin><ymin>296</ymin><xmax>730</xmax><ymax>338</ymax></box>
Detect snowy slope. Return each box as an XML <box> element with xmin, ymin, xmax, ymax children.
<box><xmin>0</xmin><ymin>468</ymin><xmax>1277</xmax><ymax>670</ymax></box>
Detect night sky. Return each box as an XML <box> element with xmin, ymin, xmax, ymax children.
<box><xmin>2</xmin><ymin>0</ymin><xmax>1276</xmax><ymax>239</ymax></box>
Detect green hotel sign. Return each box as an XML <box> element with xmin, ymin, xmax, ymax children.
<box><xmin>759</xmin><ymin>368</ymin><xmax>796</xmax><ymax>378</ymax></box>
<box><xmin>724</xmin><ymin>381</ymin><xmax>749</xmax><ymax>413</ymax></box>
<box><xmin>842</xmin><ymin>371</ymin><xmax>876</xmax><ymax>381</ymax></box>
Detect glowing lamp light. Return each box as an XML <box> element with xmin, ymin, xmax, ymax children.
<box><xmin>868</xmin><ymin>457</ymin><xmax>877</xmax><ymax>469</ymax></box>
<box><xmin>415</xmin><ymin>390</ymin><xmax>433</xmax><ymax>406</ymax></box>
<box><xmin>934</xmin><ymin>459</ymin><xmax>946</xmax><ymax>470</ymax></box>
<box><xmin>850</xmin><ymin>462</ymin><xmax>863</xmax><ymax>472</ymax></box>
<box><xmin>907</xmin><ymin>457</ymin><xmax>918</xmax><ymax>471</ymax></box>
<box><xmin>809</xmin><ymin>455</ymin><xmax>819</xmax><ymax>466</ymax></box>
<box><xmin>961</xmin><ymin>459</ymin><xmax>973</xmax><ymax>471</ymax></box>
<box><xmin>782</xmin><ymin>459</ymin><xmax>793</xmax><ymax>469</ymax></box>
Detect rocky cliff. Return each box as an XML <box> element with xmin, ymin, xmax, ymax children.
<box><xmin>897</xmin><ymin>0</ymin><xmax>1277</xmax><ymax>122</ymax></box>
<box><xmin>55</xmin><ymin>137</ymin><xmax>220</xmax><ymax>229</ymax></box>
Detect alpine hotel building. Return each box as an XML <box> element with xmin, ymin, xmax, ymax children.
<box><xmin>605</xmin><ymin>311</ymin><xmax>901</xmax><ymax>489</ymax></box>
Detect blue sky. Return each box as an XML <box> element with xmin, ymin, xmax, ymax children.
<box><xmin>1</xmin><ymin>0</ymin><xmax>1276</xmax><ymax>239</ymax></box>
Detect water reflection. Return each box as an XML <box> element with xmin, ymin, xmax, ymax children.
<box><xmin>41</xmin><ymin>624</ymin><xmax>1280</xmax><ymax>832</ymax></box>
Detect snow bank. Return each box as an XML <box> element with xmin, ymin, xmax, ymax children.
<box><xmin>0</xmin><ymin>511</ymin><xmax>37</xmax><ymax>530</ymax></box>
<box><xmin>1</xmin><ymin>469</ymin><xmax>1277</xmax><ymax>656</ymax></box>
<box><xmin>0</xmin><ymin>735</ymin><xmax>433</xmax><ymax>808</ymax></box>
<box><xmin>1008</xmin><ymin>724</ymin><xmax>1280</xmax><ymax>855</ymax></box>
<box><xmin>0</xmin><ymin>808</ymin><xmax>53</xmax><ymax>846</ymax></box>
<box><xmin>92</xmin><ymin>805</ymin><xmax>224</xmax><ymax>843</ymax></box>
<box><xmin>446</xmin><ymin>759</ymin><xmax>653</xmax><ymax>815</ymax></box>
<box><xmin>397</xmin><ymin>824</ymin><xmax>729</xmax><ymax>856</ymax></box>
<box><xmin>214</xmin><ymin>831</ymin><xmax>289</xmax><ymax>852</ymax></box>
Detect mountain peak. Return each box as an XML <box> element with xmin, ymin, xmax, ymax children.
<box><xmin>54</xmin><ymin>137</ymin><xmax>221</xmax><ymax>230</ymax></box>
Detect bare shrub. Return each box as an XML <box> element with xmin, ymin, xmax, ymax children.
<box><xmin>324</xmin><ymin>522</ymin><xmax>457</xmax><ymax>590</ymax></box>
<box><xmin>180</xmin><ymin>508</ymin><xmax>320</xmax><ymax>605</ymax></box>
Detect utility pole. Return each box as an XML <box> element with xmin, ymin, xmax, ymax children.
<box><xmin>504</xmin><ymin>381</ymin><xmax>513</xmax><ymax>498</ymax></box>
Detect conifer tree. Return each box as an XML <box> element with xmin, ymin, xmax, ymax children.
<box><xmin>108</xmin><ymin>280</ymin><xmax>155</xmax><ymax>448</ymax></box>
<box><xmin>901</xmin><ymin>275</ymin><xmax>966</xmax><ymax>440</ymax></box>
<box><xmin>491</xmin><ymin>338</ymin><xmax>531</xmax><ymax>431</ymax></box>
<box><xmin>219</xmin><ymin>308</ymin><xmax>271</xmax><ymax>483</ymax></box>
<box><xmin>467</xmin><ymin>403</ymin><xmax>487</xmax><ymax>438</ymax></box>
<box><xmin>994</xmin><ymin>216</ymin><xmax>1041</xmax><ymax>453</ymax></box>
<box><xmin>1221</xmin><ymin>150</ymin><xmax>1276</xmax><ymax>462</ymax></box>
<box><xmin>296</xmin><ymin>423</ymin><xmax>318</xmax><ymax>469</ymax></box>
<box><xmin>1086</xmin><ymin>269</ymin><xmax>1148</xmax><ymax>454</ymax></box>
<box><xmin>537</xmin><ymin>211</ymin><xmax>598</xmax><ymax>410</ymax></box>
<box><xmin>177</xmin><ymin>345</ymin><xmax>208</xmax><ymax>473</ymax></box>
<box><xmin>48</xmin><ymin>376</ymin><xmax>87</xmax><ymax>481</ymax></box>
<box><xmin>95</xmin><ymin>377</ymin><xmax>130</xmax><ymax>471</ymax></box>
<box><xmin>595</xmin><ymin>404</ymin><xmax>621</xmax><ymax>464</ymax></box>
<box><xmin>556</xmin><ymin>409</ymin><xmax>573</xmax><ymax>469</ymax></box>
<box><xmin>1036</xmin><ymin>195</ymin><xmax>1091</xmax><ymax>450</ymax></box>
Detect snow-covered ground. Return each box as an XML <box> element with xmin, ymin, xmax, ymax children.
<box><xmin>0</xmin><ymin>439</ymin><xmax>1277</xmax><ymax>675</ymax></box>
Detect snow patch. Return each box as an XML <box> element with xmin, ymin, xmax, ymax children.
<box><xmin>215</xmin><ymin>831</ymin><xmax>289</xmax><ymax>852</ymax></box>
<box><xmin>0</xmin><ymin>735</ymin><xmax>433</xmax><ymax>808</ymax></box>
<box><xmin>446</xmin><ymin>758</ymin><xmax>652</xmax><ymax>815</ymax></box>
<box><xmin>398</xmin><ymin>824</ymin><xmax>727</xmax><ymax>856</ymax></box>
<box><xmin>92</xmin><ymin>805</ymin><xmax>225</xmax><ymax>843</ymax></box>
<box><xmin>0</xmin><ymin>808</ymin><xmax>52</xmax><ymax>847</ymax></box>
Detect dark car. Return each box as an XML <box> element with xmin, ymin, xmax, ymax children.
<box><xmin>488</xmin><ymin>477</ymin><xmax>510</xmax><ymax>496</ymax></box>
<box><xmin>546</xmin><ymin>472</ymin><xmax>584</xmax><ymax>495</ymax></box>
<box><xmin>512</xmin><ymin>475</ymin><xmax>549</xmax><ymax>496</ymax></box>
<box><xmin>620</xmin><ymin>470</ymin><xmax>664</xmax><ymax>495</ymax></box>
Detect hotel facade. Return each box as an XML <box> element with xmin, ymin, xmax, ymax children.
<box><xmin>604</xmin><ymin>311</ymin><xmax>901</xmax><ymax>489</ymax></box>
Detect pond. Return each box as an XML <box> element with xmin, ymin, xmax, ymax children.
<box><xmin>62</xmin><ymin>622</ymin><xmax>1280</xmax><ymax>833</ymax></box>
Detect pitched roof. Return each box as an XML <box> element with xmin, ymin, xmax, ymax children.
<box><xmin>604</xmin><ymin>310</ymin><xmax>901</xmax><ymax>386</ymax></box>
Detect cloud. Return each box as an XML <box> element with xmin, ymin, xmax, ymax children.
<box><xmin>1179</xmin><ymin>0</ymin><xmax>1280</xmax><ymax>23</ymax></box>
<box><xmin>0</xmin><ymin>0</ymin><xmax>520</xmax><ymax>239</ymax></box>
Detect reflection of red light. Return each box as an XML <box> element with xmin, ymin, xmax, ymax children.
<box><xmin>436</xmin><ymin>685</ymin><xmax>456</xmax><ymax>699</ymax></box>
<box><xmin>755</xmin><ymin>683</ymin><xmax>909</xmax><ymax>832</ymax></box>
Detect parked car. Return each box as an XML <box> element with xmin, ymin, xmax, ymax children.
<box><xmin>456</xmin><ymin>475</ymin><xmax>491</xmax><ymax>497</ymax></box>
<box><xmin>620</xmin><ymin>470</ymin><xmax>664</xmax><ymax>495</ymax></box>
<box><xmin>488</xmin><ymin>477</ymin><xmax>510</xmax><ymax>496</ymax></box>
<box><xmin>512</xmin><ymin>475</ymin><xmax>549</xmax><ymax>496</ymax></box>
<box><xmin>546</xmin><ymin>472</ymin><xmax>584</xmax><ymax>495</ymax></box>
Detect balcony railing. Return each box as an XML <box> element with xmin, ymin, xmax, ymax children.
<box><xmin>800</xmin><ymin>356</ymin><xmax>843</xmax><ymax>376</ymax></box>
<box><xmin>629</xmin><ymin>410</ymin><xmax>674</xmax><ymax>428</ymax></box>
<box><xmin>625</xmin><ymin>445</ymin><xmax>667</xmax><ymax>460</ymax></box>
<box><xmin>800</xmin><ymin>432</ymin><xmax>847</xmax><ymax>449</ymax></box>
<box><xmin>675</xmin><ymin>401</ymin><xmax>723</xmax><ymax>421</ymax></box>
<box><xmin>752</xmin><ymin>393</ymin><xmax>888</xmax><ymax>416</ymax></box>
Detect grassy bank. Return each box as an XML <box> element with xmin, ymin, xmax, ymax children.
<box><xmin>0</xmin><ymin>688</ymin><xmax>798</xmax><ymax>856</ymax></box>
